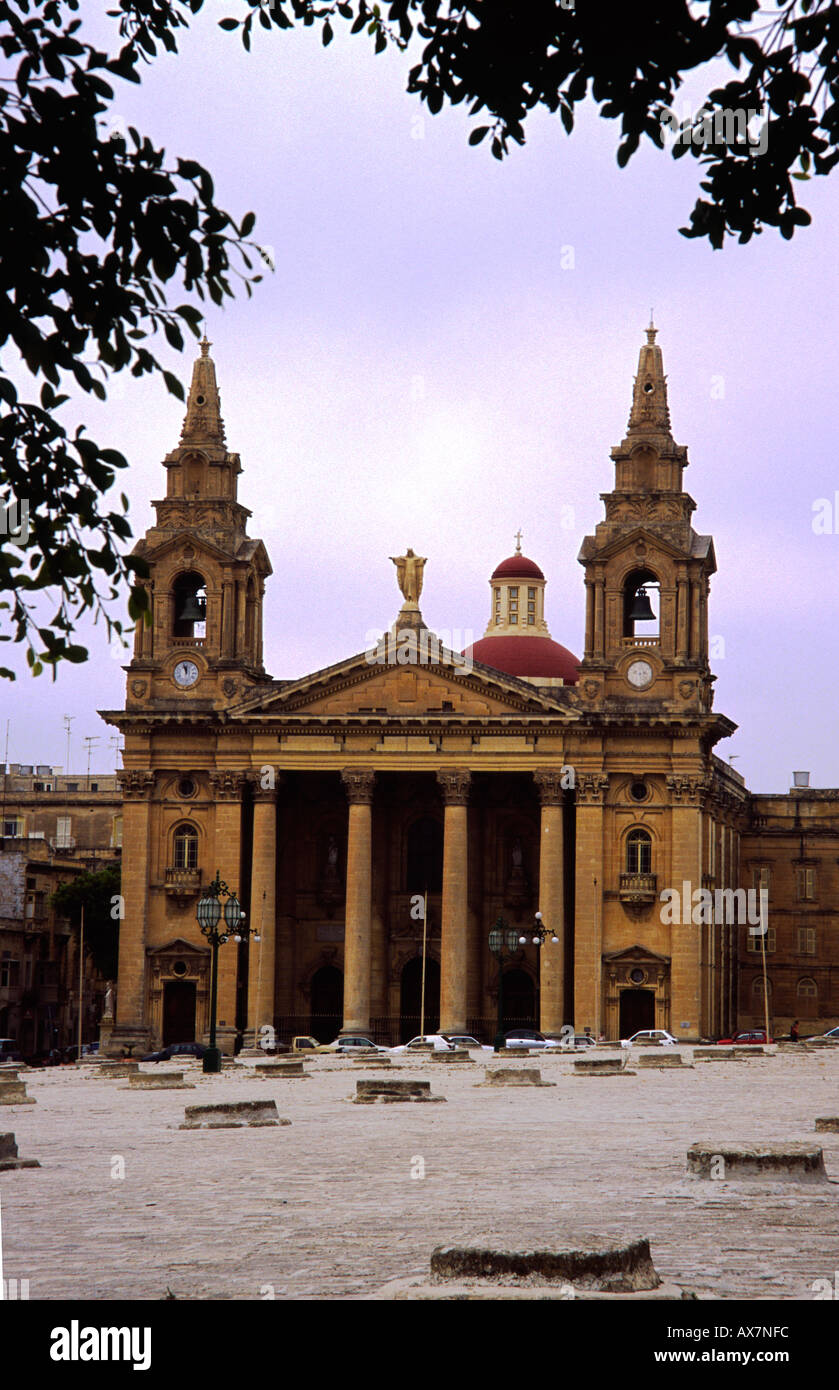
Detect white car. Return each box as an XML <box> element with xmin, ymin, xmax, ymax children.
<box><xmin>442</xmin><ymin>1034</ymin><xmax>494</xmax><ymax>1053</ymax></box>
<box><xmin>503</xmin><ymin>1029</ymin><xmax>562</xmax><ymax>1050</ymax></box>
<box><xmin>620</xmin><ymin>1029</ymin><xmax>678</xmax><ymax>1049</ymax></box>
<box><xmin>322</xmin><ymin>1035</ymin><xmax>390</xmax><ymax>1053</ymax></box>
<box><xmin>390</xmin><ymin>1034</ymin><xmax>455</xmax><ymax>1054</ymax></box>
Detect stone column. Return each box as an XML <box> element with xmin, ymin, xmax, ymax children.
<box><xmin>437</xmin><ymin>769</ymin><xmax>471</xmax><ymax>1034</ymax></box>
<box><xmin>109</xmin><ymin>771</ymin><xmax>155</xmax><ymax>1056</ymax></box>
<box><xmin>583</xmin><ymin>579</ymin><xmax>594</xmax><ymax>657</ymax></box>
<box><xmin>242</xmin><ymin>780</ymin><xmax>278</xmax><ymax>1052</ymax></box>
<box><xmin>676</xmin><ymin>574</ymin><xmax>689</xmax><ymax>661</ymax></box>
<box><xmin>221</xmin><ymin>578</ymin><xmax>235</xmax><ymax>658</ymax></box>
<box><xmin>208</xmin><ymin>771</ymin><xmax>246</xmax><ymax>1055</ymax></box>
<box><xmin>574</xmin><ymin>774</ymin><xmax>608</xmax><ymax>1035</ymax></box>
<box><xmin>534</xmin><ymin>770</ymin><xmax>566</xmax><ymax>1036</ymax></box>
<box><xmin>341</xmin><ymin>769</ymin><xmax>376</xmax><ymax>1034</ymax></box>
<box><xmin>594</xmin><ymin>575</ymin><xmax>606</xmax><ymax>657</ymax></box>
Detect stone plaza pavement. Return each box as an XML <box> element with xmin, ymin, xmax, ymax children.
<box><xmin>2</xmin><ymin>1047</ymin><xmax>839</xmax><ymax>1300</ymax></box>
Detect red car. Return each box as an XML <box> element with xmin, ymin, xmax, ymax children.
<box><xmin>716</xmin><ymin>1030</ymin><xmax>773</xmax><ymax>1045</ymax></box>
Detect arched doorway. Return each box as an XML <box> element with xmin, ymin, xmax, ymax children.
<box><xmin>400</xmin><ymin>956</ymin><xmax>440</xmax><ymax>1041</ymax></box>
<box><xmin>619</xmin><ymin>988</ymin><xmax>655</xmax><ymax>1038</ymax></box>
<box><xmin>163</xmin><ymin>980</ymin><xmax>197</xmax><ymax>1045</ymax></box>
<box><xmin>501</xmin><ymin>968</ymin><xmax>536</xmax><ymax>1030</ymax></box>
<box><xmin>310</xmin><ymin>966</ymin><xmax>343</xmax><ymax>1043</ymax></box>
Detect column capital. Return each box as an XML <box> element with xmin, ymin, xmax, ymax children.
<box><xmin>208</xmin><ymin>770</ymin><xmax>248</xmax><ymax>802</ymax></box>
<box><xmin>117</xmin><ymin>770</ymin><xmax>155</xmax><ymax>801</ymax></box>
<box><xmin>248</xmin><ymin>770</ymin><xmax>283</xmax><ymax>803</ymax></box>
<box><xmin>533</xmin><ymin>770</ymin><xmax>566</xmax><ymax>805</ymax></box>
<box><xmin>437</xmin><ymin>769</ymin><xmax>471</xmax><ymax>805</ymax></box>
<box><xmin>341</xmin><ymin>768</ymin><xmax>376</xmax><ymax>804</ymax></box>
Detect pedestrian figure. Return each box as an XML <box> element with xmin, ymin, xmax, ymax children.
<box><xmin>790</xmin><ymin>1020</ymin><xmax>800</xmax><ymax>1042</ymax></box>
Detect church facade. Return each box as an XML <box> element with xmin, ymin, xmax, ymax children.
<box><xmin>102</xmin><ymin>328</ymin><xmax>805</xmax><ymax>1054</ymax></box>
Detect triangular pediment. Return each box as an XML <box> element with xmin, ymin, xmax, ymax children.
<box><xmin>147</xmin><ymin>937</ymin><xmax>209</xmax><ymax>957</ymax></box>
<box><xmin>231</xmin><ymin>637</ymin><xmax>577</xmax><ymax>721</ymax></box>
<box><xmin>136</xmin><ymin>529</ymin><xmax>271</xmax><ymax>574</ymax></box>
<box><xmin>602</xmin><ymin>945</ymin><xmax>671</xmax><ymax>965</ymax></box>
<box><xmin>582</xmin><ymin>526</ymin><xmax>690</xmax><ymax>565</ymax></box>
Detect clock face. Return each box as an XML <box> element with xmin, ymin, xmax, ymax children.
<box><xmin>627</xmin><ymin>659</ymin><xmax>653</xmax><ymax>690</ymax></box>
<box><xmin>173</xmin><ymin>660</ymin><xmax>199</xmax><ymax>689</ymax></box>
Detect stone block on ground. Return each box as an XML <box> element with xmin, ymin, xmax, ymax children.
<box><xmin>637</xmin><ymin>1053</ymin><xmax>688</xmax><ymax>1069</ymax></box>
<box><xmin>479</xmin><ymin>1068</ymin><xmax>554</xmax><ymax>1087</ymax></box>
<box><xmin>371</xmin><ymin>1234</ymin><xmax>689</xmax><ymax>1300</ymax></box>
<box><xmin>125</xmin><ymin>1071</ymin><xmax>195</xmax><ymax>1091</ymax></box>
<box><xmin>686</xmin><ymin>1141</ymin><xmax>830</xmax><ymax>1184</ymax></box>
<box><xmin>814</xmin><ymin>1117</ymin><xmax>839</xmax><ymax>1133</ymax></box>
<box><xmin>573</xmin><ymin>1058</ymin><xmax>634</xmax><ymax>1077</ymax></box>
<box><xmin>254</xmin><ymin>1061</ymin><xmax>307</xmax><ymax>1077</ymax></box>
<box><xmin>180</xmin><ymin>1099</ymin><xmax>289</xmax><ymax>1129</ymax></box>
<box><xmin>0</xmin><ymin>1081</ymin><xmax>35</xmax><ymax>1105</ymax></box>
<box><xmin>97</xmin><ymin>1061</ymin><xmax>140</xmax><ymax>1079</ymax></box>
<box><xmin>430</xmin><ymin>1051</ymin><xmax>474</xmax><ymax>1064</ymax></box>
<box><xmin>0</xmin><ymin>1131</ymin><xmax>40</xmax><ymax>1171</ymax></box>
<box><xmin>352</xmin><ymin>1080</ymin><xmax>445</xmax><ymax>1104</ymax></box>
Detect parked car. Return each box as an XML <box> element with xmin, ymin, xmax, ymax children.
<box><xmin>811</xmin><ymin>1026</ymin><xmax>839</xmax><ymax>1041</ymax></box>
<box><xmin>440</xmin><ymin>1033</ymin><xmax>494</xmax><ymax>1053</ymax></box>
<box><xmin>291</xmin><ymin>1036</ymin><xmax>331</xmax><ymax>1053</ymax></box>
<box><xmin>0</xmin><ymin>1038</ymin><xmax>21</xmax><ymax>1061</ymax></box>
<box><xmin>140</xmin><ymin>1041</ymin><xmax>207</xmax><ymax>1063</ymax></box>
<box><xmin>569</xmin><ymin>1034</ymin><xmax>597</xmax><ymax>1049</ymax></box>
<box><xmin>620</xmin><ymin>1030</ymin><xmax>678</xmax><ymax>1048</ymax></box>
<box><xmin>322</xmin><ymin>1035</ymin><xmax>390</xmax><ymax>1053</ymax></box>
<box><xmin>716</xmin><ymin>1030</ymin><xmax>772</xmax><ymax>1045</ymax></box>
<box><xmin>390</xmin><ymin>1034</ymin><xmax>456</xmax><ymax>1053</ymax></box>
<box><xmin>503</xmin><ymin>1029</ymin><xmax>562</xmax><ymax>1050</ymax></box>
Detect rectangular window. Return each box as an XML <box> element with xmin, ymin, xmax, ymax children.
<box><xmin>55</xmin><ymin>816</ymin><xmax>72</xmax><ymax>847</ymax></box>
<box><xmin>111</xmin><ymin>817</ymin><xmax>123</xmax><ymax>848</ymax></box>
<box><xmin>509</xmin><ymin>587</ymin><xmax>518</xmax><ymax>597</ymax></box>
<box><xmin>798</xmin><ymin>927</ymin><xmax>816</xmax><ymax>954</ymax></box>
<box><xmin>527</xmin><ymin>614</ymin><xmax>535</xmax><ymax>624</ymax></box>
<box><xmin>796</xmin><ymin>866</ymin><xmax>816</xmax><ymax>901</ymax></box>
<box><xmin>747</xmin><ymin>928</ymin><xmax>775</xmax><ymax>953</ymax></box>
<box><xmin>527</xmin><ymin>588</ymin><xmax>535</xmax><ymax>599</ymax></box>
<box><xmin>509</xmin><ymin>614</ymin><xmax>518</xmax><ymax>624</ymax></box>
<box><xmin>0</xmin><ymin>960</ymin><xmax>20</xmax><ymax>988</ymax></box>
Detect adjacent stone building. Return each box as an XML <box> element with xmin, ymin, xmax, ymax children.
<box><xmin>0</xmin><ymin>766</ymin><xmax>121</xmax><ymax>1052</ymax></box>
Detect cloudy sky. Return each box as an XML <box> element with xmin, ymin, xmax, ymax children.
<box><xmin>4</xmin><ymin>6</ymin><xmax>839</xmax><ymax>791</ymax></box>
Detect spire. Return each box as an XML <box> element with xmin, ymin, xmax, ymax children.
<box><xmin>627</xmin><ymin>318</ymin><xmax>671</xmax><ymax>436</ymax></box>
<box><xmin>180</xmin><ymin>336</ymin><xmax>226</xmax><ymax>446</ymax></box>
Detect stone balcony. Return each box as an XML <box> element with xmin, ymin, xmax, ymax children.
<box><xmin>164</xmin><ymin>867</ymin><xmax>202</xmax><ymax>898</ymax></box>
<box><xmin>619</xmin><ymin>872</ymin><xmax>658</xmax><ymax>905</ymax></box>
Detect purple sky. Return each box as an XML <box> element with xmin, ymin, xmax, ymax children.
<box><xmin>3</xmin><ymin>9</ymin><xmax>839</xmax><ymax>791</ymax></box>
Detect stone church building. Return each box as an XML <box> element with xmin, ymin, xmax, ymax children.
<box><xmin>101</xmin><ymin>328</ymin><xmax>835</xmax><ymax>1054</ymax></box>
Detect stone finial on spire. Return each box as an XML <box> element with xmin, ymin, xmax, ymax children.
<box><xmin>627</xmin><ymin>318</ymin><xmax>671</xmax><ymax>436</ymax></box>
<box><xmin>180</xmin><ymin>337</ymin><xmax>226</xmax><ymax>446</ymax></box>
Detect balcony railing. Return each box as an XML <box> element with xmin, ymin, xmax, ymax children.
<box><xmin>621</xmin><ymin>636</ymin><xmax>659</xmax><ymax>649</ymax></box>
<box><xmin>619</xmin><ymin>872</ymin><xmax>658</xmax><ymax>904</ymax></box>
<box><xmin>165</xmin><ymin>867</ymin><xmax>202</xmax><ymax>896</ymax></box>
<box><xmin>49</xmin><ymin>836</ymin><xmax>75</xmax><ymax>852</ymax></box>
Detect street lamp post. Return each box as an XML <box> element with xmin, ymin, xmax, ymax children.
<box><xmin>488</xmin><ymin>916</ymin><xmax>521</xmax><ymax>1052</ymax></box>
<box><xmin>196</xmin><ymin>871</ymin><xmax>260</xmax><ymax>1074</ymax></box>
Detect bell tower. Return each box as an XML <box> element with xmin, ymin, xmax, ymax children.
<box><xmin>126</xmin><ymin>338</ymin><xmax>273</xmax><ymax>710</ymax></box>
<box><xmin>576</xmin><ymin>321</ymin><xmax>717</xmax><ymax>713</ymax></box>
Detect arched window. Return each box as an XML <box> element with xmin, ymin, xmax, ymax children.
<box><xmin>625</xmin><ymin>828</ymin><xmax>652</xmax><ymax>875</ymax></box>
<box><xmin>172</xmin><ymin>571</ymin><xmax>207</xmax><ymax>639</ymax></box>
<box><xmin>752</xmin><ymin>976</ymin><xmax>771</xmax><ymax>997</ymax></box>
<box><xmin>797</xmin><ymin>977</ymin><xmax>817</xmax><ymax>998</ymax></box>
<box><xmin>173</xmin><ymin>824</ymin><xmax>199</xmax><ymax>870</ymax></box>
<box><xmin>406</xmin><ymin>817</ymin><xmax>443</xmax><ymax>893</ymax></box>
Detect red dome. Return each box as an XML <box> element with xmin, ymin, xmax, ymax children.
<box><xmin>491</xmin><ymin>554</ymin><xmax>545</xmax><ymax>581</ymax></box>
<box><xmin>465</xmin><ymin>635</ymin><xmax>580</xmax><ymax>684</ymax></box>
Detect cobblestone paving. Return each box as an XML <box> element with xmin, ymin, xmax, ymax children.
<box><xmin>2</xmin><ymin>1047</ymin><xmax>838</xmax><ymax>1300</ymax></box>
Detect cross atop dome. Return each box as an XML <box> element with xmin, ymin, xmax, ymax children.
<box><xmin>514</xmin><ymin>529</ymin><xmax>523</xmax><ymax>555</ymax></box>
